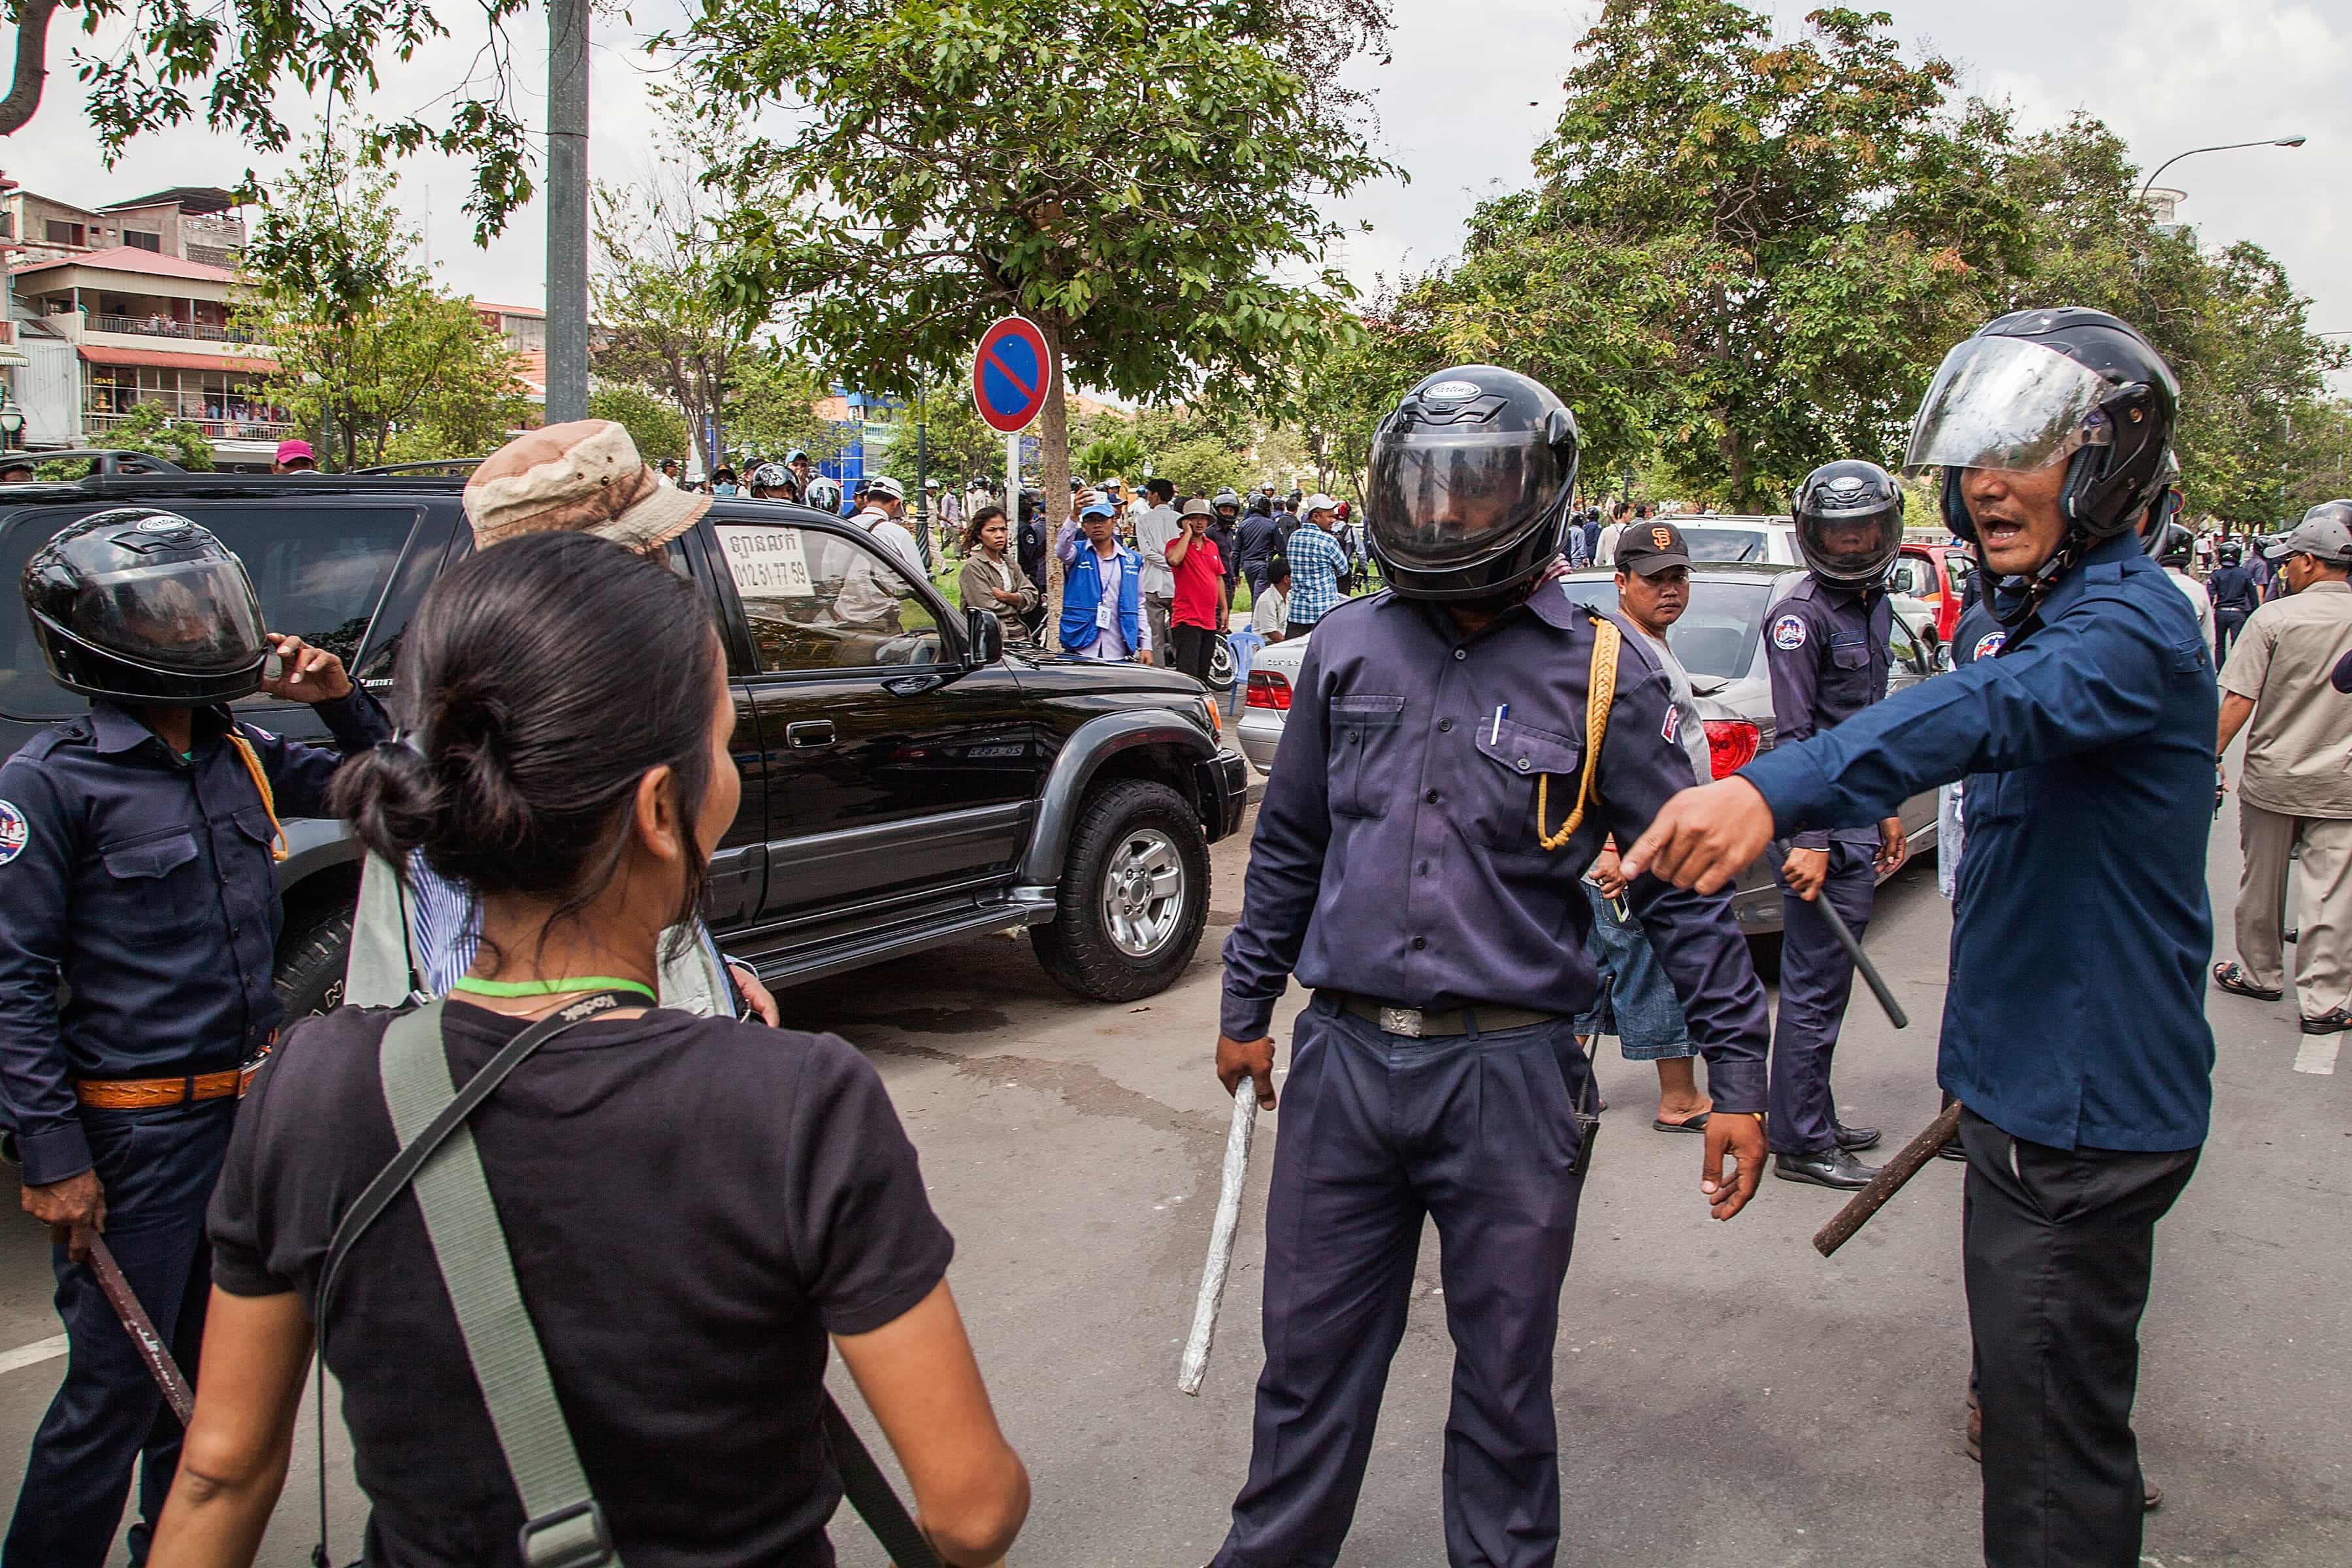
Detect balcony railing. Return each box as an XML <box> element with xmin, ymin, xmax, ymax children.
<box><xmin>84</xmin><ymin>402</ymin><xmax>293</xmax><ymax>442</ymax></box>
<box><xmin>84</xmin><ymin>314</ymin><xmax>271</xmax><ymax>348</ymax></box>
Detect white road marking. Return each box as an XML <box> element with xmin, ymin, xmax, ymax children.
<box><xmin>0</xmin><ymin>1335</ymin><xmax>68</xmax><ymax>1376</ymax></box>
<box><xmin>2293</xmin><ymin>1034</ymin><xmax>2341</xmax><ymax>1075</ymax></box>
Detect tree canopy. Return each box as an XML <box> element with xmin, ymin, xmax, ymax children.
<box><xmin>242</xmin><ymin>135</ymin><xmax>532</xmax><ymax>470</ymax></box>
<box><xmin>2</xmin><ymin>0</ymin><xmax>536</xmax><ymax>242</ymax></box>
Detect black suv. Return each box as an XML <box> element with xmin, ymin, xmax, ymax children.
<box><xmin>0</xmin><ymin>473</ymin><xmax>1249</xmax><ymax>1015</ymax></box>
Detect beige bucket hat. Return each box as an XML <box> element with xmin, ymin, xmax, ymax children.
<box><xmin>463</xmin><ymin>419</ymin><xmax>710</xmax><ymax>553</ymax></box>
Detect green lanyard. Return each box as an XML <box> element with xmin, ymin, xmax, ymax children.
<box><xmin>450</xmin><ymin>975</ymin><xmax>657</xmax><ymax>1005</ymax></box>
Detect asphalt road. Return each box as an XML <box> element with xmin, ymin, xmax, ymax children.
<box><xmin>1</xmin><ymin>799</ymin><xmax>2346</xmax><ymax>1565</ymax></box>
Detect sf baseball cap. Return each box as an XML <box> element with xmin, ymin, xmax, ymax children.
<box><xmin>1614</xmin><ymin>519</ymin><xmax>1691</xmax><ymax>576</ymax></box>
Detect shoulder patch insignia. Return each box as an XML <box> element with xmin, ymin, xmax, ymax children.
<box><xmin>0</xmin><ymin>800</ymin><xmax>27</xmax><ymax>866</ymax></box>
<box><xmin>1973</xmin><ymin>630</ymin><xmax>2006</xmax><ymax>661</ymax></box>
<box><xmin>1771</xmin><ymin>612</ymin><xmax>1808</xmax><ymax>651</ymax></box>
<box><xmin>1661</xmin><ymin>704</ymin><xmax>1680</xmax><ymax>743</ymax></box>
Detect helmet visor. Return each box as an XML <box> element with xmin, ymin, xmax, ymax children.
<box><xmin>71</xmin><ymin>555</ymin><xmax>267</xmax><ymax>676</ymax></box>
<box><xmin>1367</xmin><ymin>427</ymin><xmax>1565</xmax><ymax>571</ymax></box>
<box><xmin>1904</xmin><ymin>336</ymin><xmax>2116</xmax><ymax>476</ymax></box>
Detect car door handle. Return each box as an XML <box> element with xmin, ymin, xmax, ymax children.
<box><xmin>883</xmin><ymin>675</ymin><xmax>945</xmax><ymax>698</ymax></box>
<box><xmin>785</xmin><ymin>721</ymin><xmax>836</xmax><ymax>748</ymax></box>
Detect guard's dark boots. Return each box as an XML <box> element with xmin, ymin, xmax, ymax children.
<box><xmin>1833</xmin><ymin>1121</ymin><xmax>1882</xmax><ymax>1151</ymax></box>
<box><xmin>1773</xmin><ymin>1148</ymin><xmax>1879</xmax><ymax>1189</ymax></box>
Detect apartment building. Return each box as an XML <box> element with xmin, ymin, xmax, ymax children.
<box><xmin>1</xmin><ymin>186</ymin><xmax>246</xmax><ymax>267</ymax></box>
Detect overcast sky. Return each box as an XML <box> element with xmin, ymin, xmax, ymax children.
<box><xmin>10</xmin><ymin>0</ymin><xmax>2347</xmax><ymax>384</ymax></box>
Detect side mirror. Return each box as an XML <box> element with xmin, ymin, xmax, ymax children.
<box><xmin>964</xmin><ymin>606</ymin><xmax>1005</xmax><ymax>669</ymax></box>
<box><xmin>1933</xmin><ymin>642</ymin><xmax>1954</xmax><ymax>674</ymax></box>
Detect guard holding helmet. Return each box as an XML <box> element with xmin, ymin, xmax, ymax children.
<box><xmin>1766</xmin><ymin>459</ymin><xmax>1908</xmax><ymax>1189</ymax></box>
<box><xmin>1210</xmin><ymin>365</ymin><xmax>1771</xmax><ymax>1568</ymax></box>
<box><xmin>1626</xmin><ymin>309</ymin><xmax>2214</xmax><ymax>1568</ymax></box>
<box><xmin>0</xmin><ymin>510</ymin><xmax>388</xmax><ymax>1565</ymax></box>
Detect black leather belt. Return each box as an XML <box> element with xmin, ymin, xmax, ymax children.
<box><xmin>1330</xmin><ymin>992</ymin><xmax>1563</xmax><ymax>1039</ymax></box>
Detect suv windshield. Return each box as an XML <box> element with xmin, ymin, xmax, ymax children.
<box><xmin>1</xmin><ymin>502</ymin><xmax>417</xmax><ymax>721</ymax></box>
<box><xmin>1561</xmin><ymin>578</ymin><xmax>1775</xmax><ymax>680</ymax></box>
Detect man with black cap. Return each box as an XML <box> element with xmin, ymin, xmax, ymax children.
<box><xmin>1209</xmin><ymin>365</ymin><xmax>1771</xmax><ymax>1568</ymax></box>
<box><xmin>0</xmin><ymin>512</ymin><xmax>389</xmax><ymax>1564</ymax></box>
<box><xmin>1626</xmin><ymin>308</ymin><xmax>2215</xmax><ymax>1568</ymax></box>
<box><xmin>1763</xmin><ymin>459</ymin><xmax>1909</xmax><ymax>1190</ymax></box>
<box><xmin>2213</xmin><ymin>500</ymin><xmax>2352</xmax><ymax>1034</ymax></box>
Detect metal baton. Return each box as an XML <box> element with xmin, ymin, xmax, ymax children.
<box><xmin>88</xmin><ymin>1234</ymin><xmax>195</xmax><ymax>1426</ymax></box>
<box><xmin>1178</xmin><ymin>1083</ymin><xmax>1260</xmax><ymax>1395</ymax></box>
<box><xmin>1764</xmin><ymin>841</ymin><xmax>1908</xmax><ymax>1029</ymax></box>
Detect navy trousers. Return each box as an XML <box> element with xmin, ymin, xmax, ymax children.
<box><xmin>1213</xmin><ymin>996</ymin><xmax>1595</xmax><ymax>1568</ymax></box>
<box><xmin>1770</xmin><ymin>843</ymin><xmax>1876</xmax><ymax>1155</ymax></box>
<box><xmin>4</xmin><ymin>1098</ymin><xmax>236</xmax><ymax>1568</ymax></box>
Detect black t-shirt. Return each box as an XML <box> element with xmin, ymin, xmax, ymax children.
<box><xmin>209</xmin><ymin>1002</ymin><xmax>953</xmax><ymax>1568</ymax></box>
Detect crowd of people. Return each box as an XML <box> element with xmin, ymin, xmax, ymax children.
<box><xmin>1</xmin><ymin>296</ymin><xmax>2346</xmax><ymax>1568</ymax></box>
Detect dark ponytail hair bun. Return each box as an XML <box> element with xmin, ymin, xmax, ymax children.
<box><xmin>333</xmin><ymin>531</ymin><xmax>723</xmax><ymax>934</ymax></box>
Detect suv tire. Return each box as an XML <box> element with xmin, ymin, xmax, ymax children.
<box><xmin>1032</xmin><ymin>779</ymin><xmax>1210</xmax><ymax>1002</ymax></box>
<box><xmin>274</xmin><ymin>907</ymin><xmax>354</xmax><ymax>1021</ymax></box>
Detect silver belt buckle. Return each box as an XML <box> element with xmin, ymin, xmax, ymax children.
<box><xmin>1379</xmin><ymin>1005</ymin><xmax>1424</xmax><ymax>1038</ymax></box>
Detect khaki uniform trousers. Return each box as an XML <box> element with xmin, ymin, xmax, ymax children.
<box><xmin>2236</xmin><ymin>801</ymin><xmax>2352</xmax><ymax>1015</ymax></box>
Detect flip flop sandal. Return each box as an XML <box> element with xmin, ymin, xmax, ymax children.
<box><xmin>2212</xmin><ymin>962</ymin><xmax>2282</xmax><ymax>1002</ymax></box>
<box><xmin>1652</xmin><ymin>1111</ymin><xmax>1710</xmax><ymax>1134</ymax></box>
<box><xmin>2300</xmin><ymin>1008</ymin><xmax>2352</xmax><ymax>1036</ymax></box>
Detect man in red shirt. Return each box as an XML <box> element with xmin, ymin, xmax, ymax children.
<box><xmin>1165</xmin><ymin>497</ymin><xmax>1228</xmax><ymax>685</ymax></box>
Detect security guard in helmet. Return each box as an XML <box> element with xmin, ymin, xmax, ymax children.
<box><xmin>1765</xmin><ymin>459</ymin><xmax>1908</xmax><ymax>1189</ymax></box>
<box><xmin>1211</xmin><ymin>366</ymin><xmax>1771</xmax><ymax>1568</ymax></box>
<box><xmin>0</xmin><ymin>510</ymin><xmax>389</xmax><ymax>1566</ymax></box>
<box><xmin>1627</xmin><ymin>308</ymin><xmax>2214</xmax><ymax>1568</ymax></box>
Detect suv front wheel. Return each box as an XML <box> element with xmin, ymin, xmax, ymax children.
<box><xmin>1032</xmin><ymin>778</ymin><xmax>1210</xmax><ymax>1002</ymax></box>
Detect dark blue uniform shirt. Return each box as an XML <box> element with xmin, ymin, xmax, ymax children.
<box><xmin>1765</xmin><ymin>574</ymin><xmax>1893</xmax><ymax>851</ymax></box>
<box><xmin>1741</xmin><ymin>531</ymin><xmax>2217</xmax><ymax>1151</ymax></box>
<box><xmin>0</xmin><ymin>694</ymin><xmax>389</xmax><ymax>1184</ymax></box>
<box><xmin>2207</xmin><ymin>563</ymin><xmax>2258</xmax><ymax>614</ymax></box>
<box><xmin>1222</xmin><ymin>583</ymin><xmax>1771</xmax><ymax>1113</ymax></box>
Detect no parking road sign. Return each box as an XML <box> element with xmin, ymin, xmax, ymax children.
<box><xmin>972</xmin><ymin>316</ymin><xmax>1053</xmax><ymax>434</ymax></box>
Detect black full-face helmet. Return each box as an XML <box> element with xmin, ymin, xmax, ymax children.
<box><xmin>22</xmin><ymin>509</ymin><xmax>269</xmax><ymax>706</ymax></box>
<box><xmin>1906</xmin><ymin>308</ymin><xmax>2178</xmax><ymax>545</ymax></box>
<box><xmin>1792</xmin><ymin>459</ymin><xmax>1903</xmax><ymax>588</ymax></box>
<box><xmin>1365</xmin><ymin>365</ymin><xmax>1580</xmax><ymax>602</ymax></box>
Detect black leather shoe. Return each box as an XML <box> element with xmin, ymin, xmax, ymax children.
<box><xmin>1774</xmin><ymin>1149</ymin><xmax>1880</xmax><ymax>1189</ymax></box>
<box><xmin>1833</xmin><ymin>1121</ymin><xmax>1882</xmax><ymax>1152</ymax></box>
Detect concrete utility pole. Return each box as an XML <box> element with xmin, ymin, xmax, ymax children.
<box><xmin>544</xmin><ymin>0</ymin><xmax>590</xmax><ymax>423</ymax></box>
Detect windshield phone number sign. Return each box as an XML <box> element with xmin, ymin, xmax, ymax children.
<box><xmin>719</xmin><ymin>527</ymin><xmax>813</xmax><ymax>595</ymax></box>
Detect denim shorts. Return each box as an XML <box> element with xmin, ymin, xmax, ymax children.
<box><xmin>1572</xmin><ymin>881</ymin><xmax>1697</xmax><ymax>1061</ymax></box>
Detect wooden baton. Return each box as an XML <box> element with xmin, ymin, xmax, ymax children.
<box><xmin>88</xmin><ymin>1234</ymin><xmax>195</xmax><ymax>1426</ymax></box>
<box><xmin>1811</xmin><ymin>1102</ymin><xmax>1965</xmax><ymax>1258</ymax></box>
<box><xmin>1178</xmin><ymin>1085</ymin><xmax>1259</xmax><ymax>1395</ymax></box>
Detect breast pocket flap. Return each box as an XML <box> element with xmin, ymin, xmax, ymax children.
<box><xmin>1330</xmin><ymin>694</ymin><xmax>1406</xmax><ymax>737</ymax></box>
<box><xmin>1475</xmin><ymin>717</ymin><xmax>1582</xmax><ymax>779</ymax></box>
<box><xmin>1829</xmin><ymin>634</ymin><xmax>1870</xmax><ymax>671</ymax></box>
<box><xmin>101</xmin><ymin>832</ymin><xmax>199</xmax><ymax>881</ymax></box>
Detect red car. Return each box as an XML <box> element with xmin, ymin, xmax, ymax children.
<box><xmin>1893</xmin><ymin>542</ymin><xmax>1976</xmax><ymax>642</ymax></box>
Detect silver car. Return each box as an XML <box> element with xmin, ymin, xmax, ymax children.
<box><xmin>1234</xmin><ymin>564</ymin><xmax>1951</xmax><ymax>956</ymax></box>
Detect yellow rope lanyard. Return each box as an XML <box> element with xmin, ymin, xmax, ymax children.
<box><xmin>1534</xmin><ymin>613</ymin><xmax>1620</xmax><ymax>852</ymax></box>
<box><xmin>224</xmin><ymin>731</ymin><xmax>291</xmax><ymax>862</ymax></box>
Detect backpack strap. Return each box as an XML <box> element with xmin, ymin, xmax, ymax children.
<box><xmin>314</xmin><ymin>994</ymin><xmax>636</xmax><ymax>1568</ymax></box>
<box><xmin>1536</xmin><ymin>612</ymin><xmax>1621</xmax><ymax>852</ymax></box>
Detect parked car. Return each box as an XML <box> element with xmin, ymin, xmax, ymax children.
<box><xmin>1235</xmin><ymin>564</ymin><xmax>1950</xmax><ymax>955</ymax></box>
<box><xmin>1891</xmin><ymin>540</ymin><xmax>1976</xmax><ymax>642</ymax></box>
<box><xmin>0</xmin><ymin>474</ymin><xmax>1250</xmax><ymax>1013</ymax></box>
<box><xmin>1673</xmin><ymin>514</ymin><xmax>1799</xmax><ymax>565</ymax></box>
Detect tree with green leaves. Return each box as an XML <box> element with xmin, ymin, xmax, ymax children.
<box><xmin>39</xmin><ymin>402</ymin><xmax>212</xmax><ymax>476</ymax></box>
<box><xmin>1437</xmin><ymin>0</ymin><xmax>2027</xmax><ymax>508</ymax></box>
<box><xmin>723</xmin><ymin>353</ymin><xmax>849</xmax><ymax>473</ymax></box>
<box><xmin>242</xmin><ymin>135</ymin><xmax>532</xmax><ymax>470</ymax></box>
<box><xmin>1</xmin><ymin>0</ymin><xmax>535</xmax><ymax>242</ymax></box>
<box><xmin>592</xmin><ymin>88</ymin><xmax>784</xmax><ymax>476</ymax></box>
<box><xmin>588</xmin><ymin>385</ymin><xmax>690</xmax><ymax>468</ymax></box>
<box><xmin>672</xmin><ymin>0</ymin><xmax>1394</xmax><ymax>638</ymax></box>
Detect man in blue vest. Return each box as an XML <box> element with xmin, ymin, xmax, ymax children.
<box><xmin>1060</xmin><ymin>498</ymin><xmax>1154</xmax><ymax>663</ymax></box>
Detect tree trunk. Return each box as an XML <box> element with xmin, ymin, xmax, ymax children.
<box><xmin>1037</xmin><ymin>318</ymin><xmax>1070</xmax><ymax>653</ymax></box>
<box><xmin>0</xmin><ymin>0</ymin><xmax>58</xmax><ymax>137</ymax></box>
